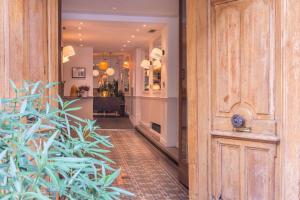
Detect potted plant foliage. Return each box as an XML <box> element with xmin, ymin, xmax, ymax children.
<box><xmin>0</xmin><ymin>81</ymin><xmax>133</xmax><ymax>199</ymax></box>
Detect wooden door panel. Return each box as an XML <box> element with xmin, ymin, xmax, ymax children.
<box><xmin>212</xmin><ymin>138</ymin><xmax>276</xmax><ymax>200</ymax></box>
<box><xmin>241</xmin><ymin>0</ymin><xmax>274</xmax><ymax>116</ymax></box>
<box><xmin>215</xmin><ymin>3</ymin><xmax>241</xmax><ymax>113</ymax></box>
<box><xmin>212</xmin><ymin>0</ymin><xmax>276</xmax><ymax>136</ymax></box>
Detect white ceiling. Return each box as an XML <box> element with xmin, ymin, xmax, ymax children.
<box><xmin>62</xmin><ymin>20</ymin><xmax>164</xmax><ymax>53</ymax></box>
<box><xmin>62</xmin><ymin>0</ymin><xmax>179</xmax><ymax>17</ymax></box>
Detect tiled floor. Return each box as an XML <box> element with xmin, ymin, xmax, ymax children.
<box><xmin>95</xmin><ymin>117</ymin><xmax>134</xmax><ymax>129</ymax></box>
<box><xmin>101</xmin><ymin>129</ymin><xmax>189</xmax><ymax>200</ymax></box>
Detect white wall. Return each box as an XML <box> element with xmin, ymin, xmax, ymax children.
<box><xmin>126</xmin><ymin>18</ymin><xmax>179</xmax><ymax>148</ymax></box>
<box><xmin>62</xmin><ymin>46</ymin><xmax>94</xmax><ymax>120</ymax></box>
<box><xmin>63</xmin><ymin>46</ymin><xmax>94</xmax><ymax>97</ymax></box>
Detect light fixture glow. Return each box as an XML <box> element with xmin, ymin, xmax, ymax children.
<box><xmin>150</xmin><ymin>48</ymin><xmax>164</xmax><ymax>60</ymax></box>
<box><xmin>63</xmin><ymin>45</ymin><xmax>75</xmax><ymax>58</ymax></box>
<box><xmin>97</xmin><ymin>60</ymin><xmax>109</xmax><ymax>71</ymax></box>
<box><xmin>123</xmin><ymin>61</ymin><xmax>130</xmax><ymax>68</ymax></box>
<box><xmin>152</xmin><ymin>84</ymin><xmax>161</xmax><ymax>90</ymax></box>
<box><xmin>140</xmin><ymin>59</ymin><xmax>151</xmax><ymax>69</ymax></box>
<box><xmin>152</xmin><ymin>60</ymin><xmax>162</xmax><ymax>70</ymax></box>
<box><xmin>131</xmin><ymin>35</ymin><xmax>135</xmax><ymax>38</ymax></box>
<box><xmin>62</xmin><ymin>56</ymin><xmax>69</xmax><ymax>63</ymax></box>
<box><xmin>93</xmin><ymin>69</ymin><xmax>100</xmax><ymax>77</ymax></box>
<box><xmin>106</xmin><ymin>68</ymin><xmax>115</xmax><ymax>76</ymax></box>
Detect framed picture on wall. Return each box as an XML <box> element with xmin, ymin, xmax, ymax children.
<box><xmin>72</xmin><ymin>67</ymin><xmax>86</xmax><ymax>78</ymax></box>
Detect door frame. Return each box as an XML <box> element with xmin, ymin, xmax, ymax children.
<box><xmin>187</xmin><ymin>0</ymin><xmax>209</xmax><ymax>199</ymax></box>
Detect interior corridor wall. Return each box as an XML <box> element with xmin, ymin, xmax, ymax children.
<box><xmin>125</xmin><ymin>17</ymin><xmax>179</xmax><ymax>148</ymax></box>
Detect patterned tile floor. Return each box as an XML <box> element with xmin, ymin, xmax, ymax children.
<box><xmin>100</xmin><ymin>129</ymin><xmax>189</xmax><ymax>200</ymax></box>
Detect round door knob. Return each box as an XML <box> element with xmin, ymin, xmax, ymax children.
<box><xmin>231</xmin><ymin>114</ymin><xmax>245</xmax><ymax>128</ymax></box>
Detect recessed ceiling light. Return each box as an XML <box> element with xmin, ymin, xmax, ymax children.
<box><xmin>80</xmin><ymin>44</ymin><xmax>83</xmax><ymax>47</ymax></box>
<box><xmin>131</xmin><ymin>35</ymin><xmax>135</xmax><ymax>38</ymax></box>
<box><xmin>112</xmin><ymin>7</ymin><xmax>117</xmax><ymax>10</ymax></box>
<box><xmin>78</xmin><ymin>33</ymin><xmax>82</xmax><ymax>36</ymax></box>
<box><xmin>127</xmin><ymin>40</ymin><xmax>131</xmax><ymax>43</ymax></box>
<box><xmin>136</xmin><ymin>28</ymin><xmax>140</xmax><ymax>32</ymax></box>
<box><xmin>143</xmin><ymin>24</ymin><xmax>147</xmax><ymax>27</ymax></box>
<box><xmin>79</xmin><ymin>22</ymin><xmax>84</xmax><ymax>25</ymax></box>
<box><xmin>79</xmin><ymin>38</ymin><xmax>83</xmax><ymax>41</ymax></box>
<box><xmin>78</xmin><ymin>27</ymin><xmax>82</xmax><ymax>30</ymax></box>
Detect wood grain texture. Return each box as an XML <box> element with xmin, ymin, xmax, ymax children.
<box><xmin>0</xmin><ymin>0</ymin><xmax>59</xmax><ymax>99</ymax></box>
<box><xmin>281</xmin><ymin>0</ymin><xmax>300</xmax><ymax>199</ymax></box>
<box><xmin>212</xmin><ymin>0</ymin><xmax>277</xmax><ymax>136</ymax></box>
<box><xmin>187</xmin><ymin>0</ymin><xmax>200</xmax><ymax>198</ymax></box>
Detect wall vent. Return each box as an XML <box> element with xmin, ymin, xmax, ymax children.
<box><xmin>151</xmin><ymin>122</ymin><xmax>161</xmax><ymax>134</ymax></box>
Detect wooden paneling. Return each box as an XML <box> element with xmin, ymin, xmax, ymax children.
<box><xmin>212</xmin><ymin>0</ymin><xmax>277</xmax><ymax>135</ymax></box>
<box><xmin>212</xmin><ymin>138</ymin><xmax>276</xmax><ymax>200</ymax></box>
<box><xmin>0</xmin><ymin>0</ymin><xmax>58</xmax><ymax>98</ymax></box>
<box><xmin>0</xmin><ymin>1</ymin><xmax>5</xmax><ymax>98</ymax></box>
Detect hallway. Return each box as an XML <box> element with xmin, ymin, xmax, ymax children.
<box><xmin>100</xmin><ymin>129</ymin><xmax>188</xmax><ymax>200</ymax></box>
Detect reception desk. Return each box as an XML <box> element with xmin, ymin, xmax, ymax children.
<box><xmin>93</xmin><ymin>96</ymin><xmax>125</xmax><ymax>116</ymax></box>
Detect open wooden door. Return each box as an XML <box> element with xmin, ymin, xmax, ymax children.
<box><xmin>210</xmin><ymin>0</ymin><xmax>279</xmax><ymax>199</ymax></box>
<box><xmin>187</xmin><ymin>0</ymin><xmax>289</xmax><ymax>199</ymax></box>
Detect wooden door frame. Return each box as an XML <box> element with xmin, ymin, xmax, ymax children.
<box><xmin>187</xmin><ymin>0</ymin><xmax>210</xmax><ymax>199</ymax></box>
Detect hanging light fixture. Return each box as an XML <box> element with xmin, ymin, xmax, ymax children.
<box><xmin>62</xmin><ymin>45</ymin><xmax>75</xmax><ymax>63</ymax></box>
<box><xmin>123</xmin><ymin>56</ymin><xmax>130</xmax><ymax>68</ymax></box>
<box><xmin>123</xmin><ymin>61</ymin><xmax>130</xmax><ymax>68</ymax></box>
<box><xmin>140</xmin><ymin>59</ymin><xmax>151</xmax><ymax>69</ymax></box>
<box><xmin>106</xmin><ymin>68</ymin><xmax>115</xmax><ymax>76</ymax></box>
<box><xmin>62</xmin><ymin>56</ymin><xmax>69</xmax><ymax>64</ymax></box>
<box><xmin>150</xmin><ymin>48</ymin><xmax>164</xmax><ymax>60</ymax></box>
<box><xmin>93</xmin><ymin>67</ymin><xmax>100</xmax><ymax>77</ymax></box>
<box><xmin>97</xmin><ymin>53</ymin><xmax>109</xmax><ymax>70</ymax></box>
<box><xmin>152</xmin><ymin>60</ymin><xmax>162</xmax><ymax>70</ymax></box>
<box><xmin>63</xmin><ymin>45</ymin><xmax>75</xmax><ymax>58</ymax></box>
<box><xmin>106</xmin><ymin>52</ymin><xmax>115</xmax><ymax>76</ymax></box>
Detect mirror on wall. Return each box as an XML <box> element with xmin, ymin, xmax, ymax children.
<box><xmin>144</xmin><ymin>68</ymin><xmax>150</xmax><ymax>91</ymax></box>
<box><xmin>151</xmin><ymin>37</ymin><xmax>162</xmax><ymax>91</ymax></box>
<box><xmin>121</xmin><ymin>68</ymin><xmax>130</xmax><ymax>93</ymax></box>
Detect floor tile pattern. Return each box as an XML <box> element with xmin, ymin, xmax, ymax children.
<box><xmin>101</xmin><ymin>130</ymin><xmax>189</xmax><ymax>200</ymax></box>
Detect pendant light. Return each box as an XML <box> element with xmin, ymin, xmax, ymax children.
<box><xmin>97</xmin><ymin>52</ymin><xmax>109</xmax><ymax>71</ymax></box>
<box><xmin>62</xmin><ymin>45</ymin><xmax>75</xmax><ymax>63</ymax></box>
<box><xmin>93</xmin><ymin>65</ymin><xmax>100</xmax><ymax>77</ymax></box>
<box><xmin>140</xmin><ymin>59</ymin><xmax>151</xmax><ymax>69</ymax></box>
<box><xmin>123</xmin><ymin>56</ymin><xmax>130</xmax><ymax>68</ymax></box>
<box><xmin>106</xmin><ymin>52</ymin><xmax>115</xmax><ymax>76</ymax></box>
<box><xmin>150</xmin><ymin>48</ymin><xmax>164</xmax><ymax>60</ymax></box>
<box><xmin>152</xmin><ymin>60</ymin><xmax>162</xmax><ymax>70</ymax></box>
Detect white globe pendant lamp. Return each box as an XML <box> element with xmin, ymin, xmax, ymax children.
<box><xmin>152</xmin><ymin>60</ymin><xmax>162</xmax><ymax>70</ymax></box>
<box><xmin>150</xmin><ymin>48</ymin><xmax>164</xmax><ymax>60</ymax></box>
<box><xmin>106</xmin><ymin>67</ymin><xmax>115</xmax><ymax>76</ymax></box>
<box><xmin>93</xmin><ymin>69</ymin><xmax>100</xmax><ymax>77</ymax></box>
<box><xmin>140</xmin><ymin>59</ymin><xmax>151</xmax><ymax>69</ymax></box>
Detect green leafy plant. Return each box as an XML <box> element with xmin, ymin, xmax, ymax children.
<box><xmin>0</xmin><ymin>81</ymin><xmax>133</xmax><ymax>199</ymax></box>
